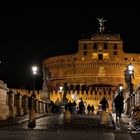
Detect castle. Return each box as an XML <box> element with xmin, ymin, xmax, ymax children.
<box><xmin>42</xmin><ymin>20</ymin><xmax>140</xmax><ymax>113</ymax></box>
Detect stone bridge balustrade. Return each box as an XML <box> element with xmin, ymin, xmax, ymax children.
<box><xmin>7</xmin><ymin>90</ymin><xmax>17</xmax><ymax>118</ymax></box>
<box><xmin>15</xmin><ymin>93</ymin><xmax>24</xmax><ymax>116</ymax></box>
<box><xmin>38</xmin><ymin>100</ymin><xmax>46</xmax><ymax>113</ymax></box>
<box><xmin>0</xmin><ymin>86</ymin><xmax>49</xmax><ymax>121</ymax></box>
<box><xmin>35</xmin><ymin>99</ymin><xmax>39</xmax><ymax>113</ymax></box>
<box><xmin>22</xmin><ymin>95</ymin><xmax>29</xmax><ymax>115</ymax></box>
<box><xmin>135</xmin><ymin>90</ymin><xmax>140</xmax><ymax>106</ymax></box>
<box><xmin>0</xmin><ymin>80</ymin><xmax>9</xmax><ymax>120</ymax></box>
<box><xmin>38</xmin><ymin>101</ymin><xmax>42</xmax><ymax>113</ymax></box>
<box><xmin>42</xmin><ymin>101</ymin><xmax>46</xmax><ymax>113</ymax></box>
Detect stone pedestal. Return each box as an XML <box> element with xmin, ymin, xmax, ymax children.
<box><xmin>0</xmin><ymin>81</ymin><xmax>9</xmax><ymax>120</ymax></box>
<box><xmin>41</xmin><ymin>89</ymin><xmax>51</xmax><ymax>112</ymax></box>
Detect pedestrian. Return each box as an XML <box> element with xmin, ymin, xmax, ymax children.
<box><xmin>50</xmin><ymin>100</ymin><xmax>55</xmax><ymax>113</ymax></box>
<box><xmin>100</xmin><ymin>97</ymin><xmax>109</xmax><ymax>111</ymax></box>
<box><xmin>87</xmin><ymin>104</ymin><xmax>91</xmax><ymax>115</ymax></box>
<box><xmin>67</xmin><ymin>100</ymin><xmax>73</xmax><ymax>113</ymax></box>
<box><xmin>91</xmin><ymin>105</ymin><xmax>95</xmax><ymax>114</ymax></box>
<box><xmin>79</xmin><ymin>98</ymin><xmax>84</xmax><ymax>114</ymax></box>
<box><xmin>114</xmin><ymin>92</ymin><xmax>124</xmax><ymax>120</ymax></box>
<box><xmin>64</xmin><ymin>107</ymin><xmax>71</xmax><ymax>124</ymax></box>
<box><xmin>72</xmin><ymin>100</ymin><xmax>77</xmax><ymax>114</ymax></box>
<box><xmin>100</xmin><ymin>97</ymin><xmax>108</xmax><ymax>124</ymax></box>
<box><xmin>55</xmin><ymin>98</ymin><xmax>60</xmax><ymax>113</ymax></box>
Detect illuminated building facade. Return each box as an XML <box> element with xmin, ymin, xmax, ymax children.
<box><xmin>42</xmin><ymin>30</ymin><xmax>140</xmax><ymax>112</ymax></box>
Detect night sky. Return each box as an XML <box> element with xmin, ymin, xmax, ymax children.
<box><xmin>0</xmin><ymin>8</ymin><xmax>140</xmax><ymax>89</ymax></box>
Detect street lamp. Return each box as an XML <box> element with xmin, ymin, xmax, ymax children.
<box><xmin>125</xmin><ymin>63</ymin><xmax>134</xmax><ymax>115</ymax></box>
<box><xmin>59</xmin><ymin>86</ymin><xmax>63</xmax><ymax>102</ymax></box>
<box><xmin>28</xmin><ymin>66</ymin><xmax>38</xmax><ymax>128</ymax></box>
<box><xmin>119</xmin><ymin>84</ymin><xmax>123</xmax><ymax>94</ymax></box>
<box><xmin>127</xmin><ymin>64</ymin><xmax>134</xmax><ymax>97</ymax></box>
<box><xmin>59</xmin><ymin>86</ymin><xmax>63</xmax><ymax>93</ymax></box>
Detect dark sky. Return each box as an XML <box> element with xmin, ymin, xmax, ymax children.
<box><xmin>0</xmin><ymin>8</ymin><xmax>140</xmax><ymax>89</ymax></box>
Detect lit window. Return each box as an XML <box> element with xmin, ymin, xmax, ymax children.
<box><xmin>92</xmin><ymin>53</ymin><xmax>98</xmax><ymax>60</ymax></box>
<box><xmin>103</xmin><ymin>53</ymin><xmax>109</xmax><ymax>60</ymax></box>
<box><xmin>82</xmin><ymin>57</ymin><xmax>85</xmax><ymax>60</ymax></box>
<box><xmin>130</xmin><ymin>58</ymin><xmax>134</xmax><ymax>61</ymax></box>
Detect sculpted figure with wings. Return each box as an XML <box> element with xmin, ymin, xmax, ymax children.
<box><xmin>97</xmin><ymin>18</ymin><xmax>106</xmax><ymax>33</ymax></box>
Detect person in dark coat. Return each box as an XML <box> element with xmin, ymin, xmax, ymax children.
<box><xmin>79</xmin><ymin>98</ymin><xmax>84</xmax><ymax>114</ymax></box>
<box><xmin>91</xmin><ymin>105</ymin><xmax>95</xmax><ymax>114</ymax></box>
<box><xmin>87</xmin><ymin>104</ymin><xmax>91</xmax><ymax>115</ymax></box>
<box><xmin>100</xmin><ymin>97</ymin><xmax>109</xmax><ymax>111</ymax></box>
<box><xmin>67</xmin><ymin>101</ymin><xmax>73</xmax><ymax>113</ymax></box>
<box><xmin>114</xmin><ymin>92</ymin><xmax>124</xmax><ymax>119</ymax></box>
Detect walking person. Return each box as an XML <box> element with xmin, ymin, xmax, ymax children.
<box><xmin>114</xmin><ymin>92</ymin><xmax>124</xmax><ymax>120</ymax></box>
<box><xmin>87</xmin><ymin>104</ymin><xmax>91</xmax><ymax>115</ymax></box>
<box><xmin>100</xmin><ymin>97</ymin><xmax>109</xmax><ymax>111</ymax></box>
<box><xmin>100</xmin><ymin>97</ymin><xmax>109</xmax><ymax>124</ymax></box>
<box><xmin>79</xmin><ymin>98</ymin><xmax>84</xmax><ymax>114</ymax></box>
<box><xmin>72</xmin><ymin>100</ymin><xmax>77</xmax><ymax>114</ymax></box>
<box><xmin>55</xmin><ymin>98</ymin><xmax>60</xmax><ymax>113</ymax></box>
<box><xmin>91</xmin><ymin>105</ymin><xmax>95</xmax><ymax>115</ymax></box>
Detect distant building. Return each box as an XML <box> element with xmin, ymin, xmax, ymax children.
<box><xmin>42</xmin><ymin>25</ymin><xmax>140</xmax><ymax>112</ymax></box>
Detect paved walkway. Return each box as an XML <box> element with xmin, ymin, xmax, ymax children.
<box><xmin>112</xmin><ymin>113</ymin><xmax>130</xmax><ymax>131</ymax></box>
<box><xmin>4</xmin><ymin>112</ymin><xmax>139</xmax><ymax>133</ymax></box>
<box><xmin>0</xmin><ymin>113</ymin><xmax>48</xmax><ymax>127</ymax></box>
<box><xmin>111</xmin><ymin>113</ymin><xmax>140</xmax><ymax>134</ymax></box>
<box><xmin>1</xmin><ymin>113</ymin><xmax>140</xmax><ymax>140</ymax></box>
<box><xmin>0</xmin><ymin>112</ymin><xmax>114</xmax><ymax>130</ymax></box>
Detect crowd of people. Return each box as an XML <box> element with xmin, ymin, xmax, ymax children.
<box><xmin>49</xmin><ymin>98</ymin><xmax>95</xmax><ymax>115</ymax></box>
<box><xmin>49</xmin><ymin>93</ymin><xmax>124</xmax><ymax>119</ymax></box>
<box><xmin>49</xmin><ymin>98</ymin><xmax>77</xmax><ymax>114</ymax></box>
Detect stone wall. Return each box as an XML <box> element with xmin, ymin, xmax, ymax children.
<box><xmin>0</xmin><ymin>85</ymin><xmax>48</xmax><ymax>121</ymax></box>
<box><xmin>0</xmin><ymin>80</ymin><xmax>9</xmax><ymax>120</ymax></box>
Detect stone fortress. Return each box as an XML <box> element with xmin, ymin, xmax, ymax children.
<box><xmin>42</xmin><ymin>19</ymin><xmax>140</xmax><ymax>113</ymax></box>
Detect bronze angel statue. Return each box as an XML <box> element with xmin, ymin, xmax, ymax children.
<box><xmin>97</xmin><ymin>18</ymin><xmax>106</xmax><ymax>33</ymax></box>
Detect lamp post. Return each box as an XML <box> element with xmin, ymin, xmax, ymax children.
<box><xmin>59</xmin><ymin>86</ymin><xmax>63</xmax><ymax>102</ymax></box>
<box><xmin>119</xmin><ymin>84</ymin><xmax>123</xmax><ymax>94</ymax></box>
<box><xmin>59</xmin><ymin>86</ymin><xmax>64</xmax><ymax>113</ymax></box>
<box><xmin>28</xmin><ymin>66</ymin><xmax>38</xmax><ymax>128</ymax></box>
<box><xmin>125</xmin><ymin>63</ymin><xmax>134</xmax><ymax>115</ymax></box>
<box><xmin>128</xmin><ymin>64</ymin><xmax>134</xmax><ymax>107</ymax></box>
